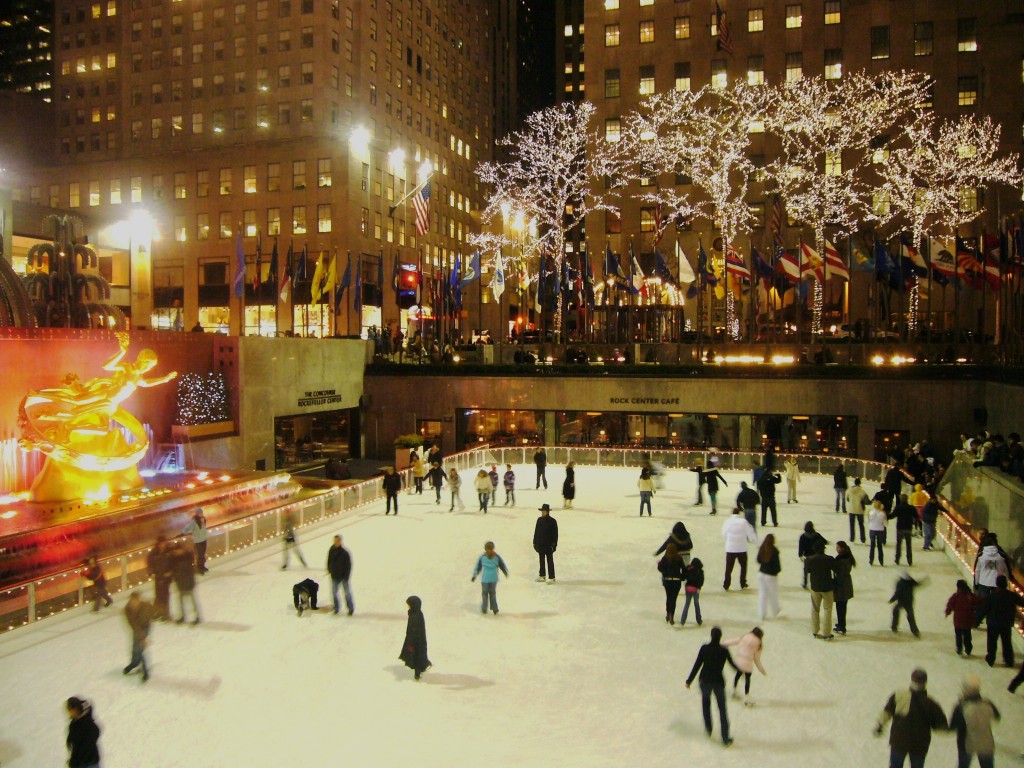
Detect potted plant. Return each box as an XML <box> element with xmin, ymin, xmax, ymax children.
<box><xmin>393</xmin><ymin>434</ymin><xmax>423</xmax><ymax>471</ymax></box>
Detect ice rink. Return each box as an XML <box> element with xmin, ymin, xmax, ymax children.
<box><xmin>1</xmin><ymin>465</ymin><xmax>1021</xmax><ymax>767</ymax></box>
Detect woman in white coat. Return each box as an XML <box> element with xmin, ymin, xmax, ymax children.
<box><xmin>723</xmin><ymin>627</ymin><xmax>766</xmax><ymax>705</ymax></box>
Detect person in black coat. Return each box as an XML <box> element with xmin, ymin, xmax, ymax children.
<box><xmin>658</xmin><ymin>542</ymin><xmax>687</xmax><ymax>624</ymax></box>
<box><xmin>426</xmin><ymin>462</ymin><xmax>447</xmax><ymax>505</ymax></box>
<box><xmin>685</xmin><ymin>626</ymin><xmax>738</xmax><ymax>746</ymax></box>
<box><xmin>981</xmin><ymin>575</ymin><xmax>1024</xmax><ymax>667</ymax></box>
<box><xmin>798</xmin><ymin>522</ymin><xmax>827</xmax><ymax>589</ymax></box>
<box><xmin>382</xmin><ymin>466</ymin><xmax>402</xmax><ymax>515</ymax></box>
<box><xmin>83</xmin><ymin>557</ymin><xmax>113</xmax><ymax>612</ymax></box>
<box><xmin>146</xmin><ymin>537</ymin><xmax>173</xmax><ymax>620</ymax></box>
<box><xmin>893</xmin><ymin>494</ymin><xmax>917</xmax><ymax>566</ymax></box>
<box><xmin>690</xmin><ymin>464</ymin><xmax>708</xmax><ymax>505</ymax></box>
<box><xmin>890</xmin><ymin>570</ymin><xmax>924</xmax><ymax>637</ymax></box>
<box><xmin>533</xmin><ymin>504</ymin><xmax>559</xmax><ymax>582</ymax></box>
<box><xmin>704</xmin><ymin>466</ymin><xmax>728</xmax><ymax>515</ymax></box>
<box><xmin>833</xmin><ymin>465</ymin><xmax>848</xmax><ymax>513</ymax></box>
<box><xmin>884</xmin><ymin>462</ymin><xmax>905</xmax><ymax>500</ymax></box>
<box><xmin>171</xmin><ymin>542</ymin><xmax>201</xmax><ymax>624</ymax></box>
<box><xmin>533</xmin><ymin>446</ymin><xmax>548</xmax><ymax>489</ymax></box>
<box><xmin>562</xmin><ymin>461</ymin><xmax>576</xmax><ymax>508</ymax></box>
<box><xmin>292</xmin><ymin>578</ymin><xmax>319</xmax><ymax>615</ymax></box>
<box><xmin>757</xmin><ymin>471</ymin><xmax>782</xmax><ymax>527</ymax></box>
<box><xmin>399</xmin><ymin>595</ymin><xmax>431</xmax><ymax>680</ymax></box>
<box><xmin>326</xmin><ymin>535</ymin><xmax>354</xmax><ymax>615</ymax></box>
<box><xmin>654</xmin><ymin>521</ymin><xmax>694</xmax><ymax>565</ymax></box>
<box><xmin>66</xmin><ymin>696</ymin><xmax>101</xmax><ymax>768</ymax></box>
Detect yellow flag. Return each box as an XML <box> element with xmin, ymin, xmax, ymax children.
<box><xmin>324</xmin><ymin>251</ymin><xmax>338</xmax><ymax>296</ymax></box>
<box><xmin>310</xmin><ymin>252</ymin><xmax>325</xmax><ymax>304</ymax></box>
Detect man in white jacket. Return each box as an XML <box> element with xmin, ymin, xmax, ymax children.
<box><xmin>722</xmin><ymin>508</ymin><xmax>757</xmax><ymax>591</ymax></box>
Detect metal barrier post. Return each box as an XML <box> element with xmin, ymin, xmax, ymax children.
<box><xmin>27</xmin><ymin>583</ymin><xmax>35</xmax><ymax>623</ymax></box>
<box><xmin>120</xmin><ymin>555</ymin><xmax>128</xmax><ymax>593</ymax></box>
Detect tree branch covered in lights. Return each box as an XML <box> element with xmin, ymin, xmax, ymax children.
<box><xmin>466</xmin><ymin>231</ymin><xmax>513</xmax><ymax>283</ymax></box>
<box><xmin>476</xmin><ymin>101</ymin><xmax>619</xmax><ymax>336</ymax></box>
<box><xmin>764</xmin><ymin>70</ymin><xmax>930</xmax><ymax>333</ymax></box>
<box><xmin>879</xmin><ymin>114</ymin><xmax>1023</xmax><ymax>248</ymax></box>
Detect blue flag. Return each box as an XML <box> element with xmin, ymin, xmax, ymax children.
<box><xmin>460</xmin><ymin>250</ymin><xmax>481</xmax><ymax>287</ymax></box>
<box><xmin>697</xmin><ymin>243</ymin><xmax>718</xmax><ymax>287</ymax></box>
<box><xmin>232</xmin><ymin>229</ymin><xmax>246</xmax><ymax>298</ymax></box>
<box><xmin>336</xmin><ymin>252</ymin><xmax>352</xmax><ymax>312</ymax></box>
<box><xmin>450</xmin><ymin>253</ymin><xmax>462</xmax><ymax>310</ymax></box>
<box><xmin>354</xmin><ymin>256</ymin><xmax>362</xmax><ymax>314</ymax></box>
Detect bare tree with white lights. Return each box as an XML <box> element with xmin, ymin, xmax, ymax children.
<box><xmin>764</xmin><ymin>70</ymin><xmax>930</xmax><ymax>336</ymax></box>
<box><xmin>476</xmin><ymin>101</ymin><xmax>619</xmax><ymax>338</ymax></box>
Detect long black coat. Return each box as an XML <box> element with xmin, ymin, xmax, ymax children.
<box><xmin>562</xmin><ymin>467</ymin><xmax>575</xmax><ymax>500</ymax></box>
<box><xmin>67</xmin><ymin>708</ymin><xmax>101</xmax><ymax>768</ymax></box>
<box><xmin>399</xmin><ymin>596</ymin><xmax>431</xmax><ymax>674</ymax></box>
<box><xmin>533</xmin><ymin>515</ymin><xmax>558</xmax><ymax>553</ymax></box>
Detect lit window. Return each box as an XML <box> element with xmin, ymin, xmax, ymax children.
<box><xmin>786</xmin><ymin>4</ymin><xmax>802</xmax><ymax>28</ymax></box>
<box><xmin>711</xmin><ymin>59</ymin><xmax>727</xmax><ymax>90</ymax></box>
<box><xmin>564</xmin><ymin>24</ymin><xmax>573</xmax><ymax>36</ymax></box>
<box><xmin>292</xmin><ymin>206</ymin><xmax>307</xmax><ymax>235</ymax></box>
<box><xmin>958</xmin><ymin>76</ymin><xmax>977</xmax><ymax>106</ymax></box>
<box><xmin>604</xmin><ymin>0</ymin><xmax>619</xmax><ymax>9</ymax></box>
<box><xmin>639</xmin><ymin>20</ymin><xmax>655</xmax><ymax>43</ymax></box>
<box><xmin>710</xmin><ymin>13</ymin><xmax>717</xmax><ymax>36</ymax></box>
<box><xmin>959</xmin><ymin>187</ymin><xmax>978</xmax><ymax>213</ymax></box>
<box><xmin>824</xmin><ymin>48</ymin><xmax>842</xmax><ymax>80</ymax></box>
<box><xmin>747</xmin><ymin>56</ymin><xmax>764</xmax><ymax>86</ymax></box>
<box><xmin>872</xmin><ymin>191</ymin><xmax>890</xmax><ymax>217</ymax></box>
<box><xmin>914</xmin><ymin>22</ymin><xmax>933</xmax><ymax>57</ymax></box>
<box><xmin>785</xmin><ymin>52</ymin><xmax>802</xmax><ymax>82</ymax></box>
<box><xmin>825</xmin><ymin>152</ymin><xmax>842</xmax><ymax>177</ymax></box>
<box><xmin>748</xmin><ymin>119</ymin><xmax>764</xmax><ymax>134</ymax></box>
<box><xmin>110</xmin><ymin>179</ymin><xmax>121</xmax><ymax>204</ymax></box>
<box><xmin>958</xmin><ymin>18</ymin><xmax>977</xmax><ymax>52</ymax></box>
<box><xmin>748</xmin><ymin>9</ymin><xmax>763</xmax><ymax>33</ymax></box>
<box><xmin>318</xmin><ymin>204</ymin><xmax>332</xmax><ymax>233</ymax></box>
<box><xmin>89</xmin><ymin>181</ymin><xmax>100</xmax><ymax>206</ymax></box>
<box><xmin>674</xmin><ymin>62</ymin><xmax>691</xmax><ymax>92</ymax></box>
<box><xmin>605</xmin><ymin>118</ymin><xmax>621</xmax><ymax>143</ymax></box>
<box><xmin>244</xmin><ymin>165</ymin><xmax>257</xmax><ymax>193</ymax></box>
<box><xmin>605</xmin><ymin>68</ymin><xmax>621</xmax><ymax>98</ymax></box>
<box><xmin>674</xmin><ymin>16</ymin><xmax>690</xmax><ymax>40</ymax></box>
<box><xmin>870</xmin><ymin>26</ymin><xmax>889</xmax><ymax>60</ymax></box>
<box><xmin>824</xmin><ymin>1</ymin><xmax>840</xmax><ymax>25</ymax></box>
<box><xmin>639</xmin><ymin>0</ymin><xmax>654</xmax><ymax>5</ymax></box>
<box><xmin>640</xmin><ymin>207</ymin><xmax>656</xmax><ymax>232</ymax></box>
<box><xmin>220</xmin><ymin>168</ymin><xmax>232</xmax><ymax>195</ymax></box>
<box><xmin>639</xmin><ymin>65</ymin><xmax>655</xmax><ymax>95</ymax></box>
<box><xmin>605</xmin><ymin>24</ymin><xmax>620</xmax><ymax>47</ymax></box>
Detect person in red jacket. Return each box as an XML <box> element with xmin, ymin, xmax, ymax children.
<box><xmin>945</xmin><ymin>579</ymin><xmax>981</xmax><ymax>657</ymax></box>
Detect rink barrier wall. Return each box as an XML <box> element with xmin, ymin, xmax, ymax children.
<box><xmin>1</xmin><ymin>447</ymin><xmax>1019</xmax><ymax>638</ymax></box>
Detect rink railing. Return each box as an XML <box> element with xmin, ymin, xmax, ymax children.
<box><xmin>0</xmin><ymin>446</ymin><xmax>1002</xmax><ymax>635</ymax></box>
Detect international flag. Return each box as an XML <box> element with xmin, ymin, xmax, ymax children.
<box><xmin>654</xmin><ymin>248</ymin><xmax>674</xmax><ymax>283</ymax></box>
<box><xmin>309</xmin><ymin>251</ymin><xmax>325</xmax><ymax>305</ymax></box>
<box><xmin>676</xmin><ymin>240</ymin><xmax>697</xmax><ymax>284</ymax></box>
<box><xmin>297</xmin><ymin>244</ymin><xmax>308</xmax><ymax>282</ymax></box>
<box><xmin>377</xmin><ymin>250</ymin><xmax>385</xmax><ymax>302</ymax></box>
<box><xmin>653</xmin><ymin>202</ymin><xmax>665</xmax><ymax>246</ymax></box>
<box><xmin>461</xmin><ymin>250</ymin><xmax>481</xmax><ymax>287</ymax></box>
<box><xmin>392</xmin><ymin>252</ymin><xmax>401</xmax><ymax>303</ymax></box>
<box><xmin>697</xmin><ymin>243</ymin><xmax>718</xmax><ymax>287</ymax></box>
<box><xmin>775</xmin><ymin>250</ymin><xmax>801</xmax><ymax>283</ymax></box>
<box><xmin>584</xmin><ymin>256</ymin><xmax>596</xmax><ymax>309</ymax></box>
<box><xmin>535</xmin><ymin>256</ymin><xmax>546</xmax><ymax>312</ymax></box>
<box><xmin>413</xmin><ymin>182</ymin><xmax>431</xmax><ymax>237</ymax></box>
<box><xmin>875</xmin><ymin>239</ymin><xmax>904</xmax><ymax>291</ymax></box>
<box><xmin>851</xmin><ymin>238</ymin><xmax>875</xmax><ymax>272</ymax></box>
<box><xmin>335</xmin><ymin>252</ymin><xmax>352</xmax><ymax>312</ymax></box>
<box><xmin>725</xmin><ymin>246</ymin><xmax>750</xmax><ymax>280</ymax></box>
<box><xmin>824</xmin><ymin>239</ymin><xmax>849</xmax><ymax>281</ymax></box>
<box><xmin>324</xmin><ymin>250</ymin><xmax>338</xmax><ymax>298</ymax></box>
<box><xmin>983</xmin><ymin>235</ymin><xmax>1002</xmax><ymax>291</ymax></box>
<box><xmin>928</xmin><ymin>239</ymin><xmax>957</xmax><ymax>279</ymax></box>
<box><xmin>752</xmin><ymin>246</ymin><xmax>774</xmax><ymax>286</ymax></box>
<box><xmin>491</xmin><ymin>251</ymin><xmax>505</xmax><ymax>302</ymax></box>
<box><xmin>232</xmin><ymin>228</ymin><xmax>246</xmax><ymax>299</ymax></box>
<box><xmin>576</xmin><ymin>253</ymin><xmax>586</xmax><ymax>307</ymax></box>
<box><xmin>354</xmin><ymin>256</ymin><xmax>363</xmax><ymax>313</ymax></box>
<box><xmin>715</xmin><ymin>1</ymin><xmax>734</xmax><ymax>56</ymax></box>
<box><xmin>900</xmin><ymin>235</ymin><xmax>928</xmax><ymax>277</ymax></box>
<box><xmin>253</xmin><ymin>232</ymin><xmax>263</xmax><ymax>293</ymax></box>
<box><xmin>628</xmin><ymin>240</ymin><xmax>642</xmax><ymax>295</ymax></box>
<box><xmin>267</xmin><ymin>238</ymin><xmax>279</xmax><ymax>297</ymax></box>
<box><xmin>450</xmin><ymin>253</ymin><xmax>463</xmax><ymax>310</ymax></box>
<box><xmin>605</xmin><ymin>243</ymin><xmax>629</xmax><ymax>290</ymax></box>
<box><xmin>278</xmin><ymin>241</ymin><xmax>292</xmax><ymax>302</ymax></box>
<box><xmin>800</xmin><ymin>242</ymin><xmax>824</xmax><ymax>282</ymax></box>
<box><xmin>770</xmin><ymin>196</ymin><xmax>783</xmax><ymax>243</ymax></box>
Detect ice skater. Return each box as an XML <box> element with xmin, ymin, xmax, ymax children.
<box><xmin>950</xmin><ymin>676</ymin><xmax>1000</xmax><ymax>768</ymax></box>
<box><xmin>533</xmin><ymin>504</ymin><xmax>558</xmax><ymax>583</ymax></box>
<box><xmin>875</xmin><ymin>668</ymin><xmax>947</xmax><ymax>768</ymax></box>
<box><xmin>944</xmin><ymin>579</ymin><xmax>980</xmax><ymax>657</ymax></box>
<box><xmin>326</xmin><ymin>535</ymin><xmax>354</xmax><ymax>616</ymax></box>
<box><xmin>83</xmin><ymin>556</ymin><xmax>113</xmax><ymax>612</ymax></box>
<box><xmin>171</xmin><ymin>541</ymin><xmax>201</xmax><ymax>625</ymax></box>
<box><xmin>680</xmin><ymin>558</ymin><xmax>704</xmax><ymax>625</ymax></box>
<box><xmin>832</xmin><ymin>541</ymin><xmax>856</xmax><ymax>635</ymax></box>
<box><xmin>503</xmin><ymin>464</ymin><xmax>516</xmax><ymax>506</ymax></box>
<box><xmin>471</xmin><ymin>541</ymin><xmax>509</xmax><ymax>614</ymax></box>
<box><xmin>721</xmin><ymin>507</ymin><xmax>756</xmax><ymax>591</ymax></box>
<box><xmin>889</xmin><ymin>569</ymin><xmax>925</xmax><ymax>638</ymax></box>
<box><xmin>281</xmin><ymin>511</ymin><xmax>308</xmax><ymax>569</ymax></box>
<box><xmin>427</xmin><ymin>461</ymin><xmax>446</xmax><ymax>504</ymax></box>
<box><xmin>868</xmin><ymin>499</ymin><xmax>889</xmax><ymax>566</ymax></box>
<box><xmin>685</xmin><ymin>626</ymin><xmax>738</xmax><ymax>746</ymax></box>
<box><xmin>846</xmin><ymin>477</ymin><xmax>869</xmax><ymax>544</ymax></box>
<box><xmin>690</xmin><ymin>464</ymin><xmax>708</xmax><ymax>505</ymax></box>
<box><xmin>704</xmin><ymin>465</ymin><xmax>727</xmax><ymax>515</ymax></box>
<box><xmin>146</xmin><ymin>537</ymin><xmax>173</xmax><ymax>620</ymax></box>
<box><xmin>562</xmin><ymin>461</ymin><xmax>576</xmax><ymax>508</ymax></box>
<box><xmin>833</xmin><ymin>464</ymin><xmax>848</xmax><ymax>513</ymax></box>
<box><xmin>893</xmin><ymin>493</ymin><xmax>917</xmax><ymax>566</ymax></box>
<box><xmin>474</xmin><ymin>469</ymin><xmax>492</xmax><ymax>513</ymax></box>
<box><xmin>382</xmin><ymin>466</ymin><xmax>402</xmax><ymax>515</ymax></box>
<box><xmin>399</xmin><ymin>596</ymin><xmax>431</xmax><ymax>680</ymax></box>
<box><xmin>66</xmin><ymin>696</ymin><xmax>102</xmax><ymax>768</ymax></box>
<box><xmin>723</xmin><ymin>627</ymin><xmax>766</xmax><ymax>705</ymax></box>
<box><xmin>798</xmin><ymin>521</ymin><xmax>827</xmax><ymax>588</ymax></box>
<box><xmin>292</xmin><ymin>578</ymin><xmax>319</xmax><ymax>615</ymax></box>
<box><xmin>181</xmin><ymin>508</ymin><xmax>208</xmax><ymax>573</ymax></box>
<box><xmin>980</xmin><ymin>575</ymin><xmax>1024</xmax><ymax>667</ymax></box>
<box><xmin>783</xmin><ymin>456</ymin><xmax>800</xmax><ymax>502</ymax></box>
<box><xmin>411</xmin><ymin>453</ymin><xmax>426</xmax><ymax>494</ymax></box>
<box><xmin>447</xmin><ymin>467</ymin><xmax>464</xmax><ymax>511</ymax></box>
<box><xmin>805</xmin><ymin>543</ymin><xmax>836</xmax><ymax>640</ymax></box>
<box><xmin>756</xmin><ymin>534</ymin><xmax>781</xmax><ymax>620</ymax></box>
<box><xmin>122</xmin><ymin>591</ymin><xmax>153</xmax><ymax>683</ymax></box>
<box><xmin>756</xmin><ymin>469</ymin><xmax>781</xmax><ymax>527</ymax></box>
<box><xmin>637</xmin><ymin>466</ymin><xmax>656</xmax><ymax>516</ymax></box>
<box><xmin>488</xmin><ymin>464</ymin><xmax>499</xmax><ymax>505</ymax></box>
<box><xmin>533</xmin><ymin>446</ymin><xmax>548</xmax><ymax>489</ymax></box>
<box><xmin>658</xmin><ymin>542</ymin><xmax>686</xmax><ymax>624</ymax></box>
<box><xmin>653</xmin><ymin>521</ymin><xmax>693</xmax><ymax>566</ymax></box>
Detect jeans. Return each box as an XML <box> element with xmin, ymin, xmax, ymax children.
<box><xmin>413</xmin><ymin>476</ymin><xmax>423</xmax><ymax>493</ymax></box>
<box><xmin>760</xmin><ymin>500</ymin><xmax>777</xmax><ymax>526</ymax></box>
<box><xmin>758</xmin><ymin>573</ymin><xmax>780</xmax><ymax>619</ymax></box>
<box><xmin>811</xmin><ymin>590</ymin><xmax>834</xmax><ymax>636</ymax></box>
<box><xmin>743</xmin><ymin>507</ymin><xmax>756</xmax><ymax>531</ymax></box>
<box><xmin>433</xmin><ymin>485</ymin><xmax>442</xmax><ymax>502</ymax></box>
<box><xmin>505</xmin><ymin>488</ymin><xmax>515</xmax><ymax>505</ymax></box>
<box><xmin>639</xmin><ymin>491</ymin><xmax>652</xmax><ymax>516</ymax></box>
<box><xmin>869</xmin><ymin>530</ymin><xmax>887</xmax><ymax>565</ymax></box>
<box><xmin>663</xmin><ymin>580</ymin><xmax>681</xmax><ymax>619</ymax></box>
<box><xmin>922</xmin><ymin>522</ymin><xmax>936</xmax><ymax>549</ymax></box>
<box><xmin>331</xmin><ymin>577</ymin><xmax>354</xmax><ymax>615</ymax></box>
<box><xmin>696</xmin><ymin>484</ymin><xmax>705</xmax><ymax>505</ymax></box>
<box><xmin>537</xmin><ymin>550</ymin><xmax>555</xmax><ymax>579</ymax></box>
<box><xmin>894</xmin><ymin>530</ymin><xmax>913</xmax><ymax>565</ymax></box>
<box><xmin>889</xmin><ymin>749</ymin><xmax>926</xmax><ymax>768</ymax></box>
<box><xmin>481</xmin><ymin>582</ymin><xmax>498</xmax><ymax>613</ymax></box>
<box><xmin>126</xmin><ymin>636</ymin><xmax>148</xmax><ymax>677</ymax></box>
<box><xmin>723</xmin><ymin>552</ymin><xmax>748</xmax><ymax>590</ymax></box>
<box><xmin>449</xmin><ymin>490</ymin><xmax>464</xmax><ymax>510</ymax></box>
<box><xmin>536</xmin><ymin>467</ymin><xmax>547</xmax><ymax>489</ymax></box>
<box><xmin>954</xmin><ymin>628</ymin><xmax>973</xmax><ymax>655</ymax></box>
<box><xmin>699</xmin><ymin>680</ymin><xmax>730</xmax><ymax>742</ymax></box>
<box><xmin>835</xmin><ymin>488</ymin><xmax>847</xmax><ymax>513</ymax></box>
<box><xmin>849</xmin><ymin>514</ymin><xmax>865</xmax><ymax>543</ymax></box>
<box><xmin>681</xmin><ymin>591</ymin><xmax>701</xmax><ymax>624</ymax></box>
<box><xmin>957</xmin><ymin>750</ymin><xmax>994</xmax><ymax>768</ymax></box>
<box><xmin>478</xmin><ymin>492</ymin><xmax>490</xmax><ymax>512</ymax></box>
<box><xmin>386</xmin><ymin>492</ymin><xmax>399</xmax><ymax>514</ymax></box>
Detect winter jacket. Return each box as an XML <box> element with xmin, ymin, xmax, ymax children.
<box><xmin>805</xmin><ymin>552</ymin><xmax>836</xmax><ymax>592</ymax></box>
<box><xmin>756</xmin><ymin>473</ymin><xmax>781</xmax><ymax>501</ymax></box>
<box><xmin>426</xmin><ymin>465</ymin><xmax>447</xmax><ymax>489</ymax></box>
<box><xmin>171</xmin><ymin>549</ymin><xmax>196</xmax><ymax>591</ymax></box>
<box><xmin>67</xmin><ymin>705</ymin><xmax>102</xmax><ymax>768</ymax></box>
<box><xmin>736</xmin><ymin>486</ymin><xmax>760</xmax><ymax>510</ymax></box>
<box><xmin>472</xmin><ymin>553</ymin><xmax>509</xmax><ymax>584</ymax></box>
<box><xmin>868</xmin><ymin>507</ymin><xmax>889</xmax><ymax>532</ymax></box>
<box><xmin>832</xmin><ymin>551</ymin><xmax>855</xmax><ymax>601</ymax></box>
<box><xmin>327</xmin><ymin>544</ymin><xmax>352</xmax><ymax>581</ymax></box>
<box><xmin>686</xmin><ymin>640</ymin><xmax>738</xmax><ymax>686</ymax></box>
<box><xmin>874</xmin><ymin>489</ymin><xmax>894</xmax><ymax>514</ymax></box>
<box><xmin>562</xmin><ymin>467</ymin><xmax>576</xmax><ymax>500</ymax></box>
<box><xmin>704</xmin><ymin>468</ymin><xmax>727</xmax><ymax>493</ymax></box>
<box><xmin>879</xmin><ymin>688</ymin><xmax>947</xmax><ymax>755</ymax></box>
<box><xmin>503</xmin><ymin>470</ymin><xmax>515</xmax><ymax>489</ymax></box>
<box><xmin>884</xmin><ymin>467</ymin><xmax>904</xmax><ymax>497</ymax></box>
<box><xmin>974</xmin><ymin>545</ymin><xmax>1010</xmax><ymax>588</ymax></box>
<box><xmin>488</xmin><ymin>469</ymin><xmax>499</xmax><ymax>489</ymax></box>
<box><xmin>909</xmin><ymin>485</ymin><xmax>930</xmax><ymax>509</ymax></box>
<box><xmin>684</xmin><ymin>561</ymin><xmax>705</xmax><ymax>591</ymax></box>
<box><xmin>637</xmin><ymin>475</ymin><xmax>657</xmax><ymax>494</ymax></box>
<box><xmin>723</xmin><ymin>632</ymin><xmax>766</xmax><ymax>675</ymax></box>
<box><xmin>399</xmin><ymin>596</ymin><xmax>431</xmax><ymax>673</ymax></box>
<box><xmin>833</xmin><ymin>467</ymin><xmax>848</xmax><ymax>490</ymax></box>
<box><xmin>784</xmin><ymin>460</ymin><xmax>800</xmax><ymax>481</ymax></box>
<box><xmin>654</xmin><ymin>522</ymin><xmax>694</xmax><ymax>557</ymax></box>
<box><xmin>382</xmin><ymin>472</ymin><xmax>402</xmax><ymax>495</ymax></box>
<box><xmin>657</xmin><ymin>554</ymin><xmax>687</xmax><ymax>582</ymax></box>
<box><xmin>846</xmin><ymin>485</ymin><xmax>870</xmax><ymax>515</ymax></box>
<box><xmin>474</xmin><ymin>474</ymin><xmax>492</xmax><ymax>494</ymax></box>
<box><xmin>758</xmin><ymin>548</ymin><xmax>782</xmax><ymax>576</ymax></box>
<box><xmin>721</xmin><ymin>515</ymin><xmax>756</xmax><ymax>553</ymax></box>
<box><xmin>921</xmin><ymin>500</ymin><xmax>940</xmax><ymax>526</ymax></box>
<box><xmin>533</xmin><ymin>515</ymin><xmax>558</xmax><ymax>552</ymax></box>
<box><xmin>890</xmin><ymin>575</ymin><xmax>921</xmax><ymax>605</ymax></box>
<box><xmin>182</xmin><ymin>515</ymin><xmax>208</xmax><ymax>543</ymax></box>
<box><xmin>893</xmin><ymin>501</ymin><xmax>917</xmax><ymax>531</ymax></box>
<box><xmin>950</xmin><ymin>694</ymin><xmax>1000</xmax><ymax>757</ymax></box>
<box><xmin>124</xmin><ymin>599</ymin><xmax>153</xmax><ymax>642</ymax></box>
<box><xmin>533</xmin><ymin>449</ymin><xmax>547</xmax><ymax>468</ymax></box>
<box><xmin>412</xmin><ymin>458</ymin><xmax>426</xmax><ymax>478</ymax></box>
<box><xmin>980</xmin><ymin>587</ymin><xmax>1024</xmax><ymax>629</ymax></box>
<box><xmin>945</xmin><ymin>591</ymin><xmax>981</xmax><ymax>631</ymax></box>
<box><xmin>798</xmin><ymin>530</ymin><xmax>826</xmax><ymax>559</ymax></box>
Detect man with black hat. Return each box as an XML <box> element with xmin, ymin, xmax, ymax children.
<box><xmin>875</xmin><ymin>668</ymin><xmax>947</xmax><ymax>768</ymax></box>
<box><xmin>533</xmin><ymin>504</ymin><xmax>558</xmax><ymax>583</ymax></box>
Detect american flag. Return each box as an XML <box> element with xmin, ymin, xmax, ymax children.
<box><xmin>770</xmin><ymin>196</ymin><xmax>783</xmax><ymax>245</ymax></box>
<box><xmin>715</xmin><ymin>1</ymin><xmax>734</xmax><ymax>56</ymax></box>
<box><xmin>413</xmin><ymin>182</ymin><xmax>431</xmax><ymax>237</ymax></box>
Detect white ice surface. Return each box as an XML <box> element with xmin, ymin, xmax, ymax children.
<box><xmin>1</xmin><ymin>467</ymin><xmax>1022</xmax><ymax>768</ymax></box>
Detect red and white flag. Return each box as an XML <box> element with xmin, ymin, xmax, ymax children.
<box><xmin>413</xmin><ymin>182</ymin><xmax>431</xmax><ymax>237</ymax></box>
<box><xmin>800</xmin><ymin>242</ymin><xmax>824</xmax><ymax>282</ymax></box>
<box><xmin>824</xmin><ymin>239</ymin><xmax>849</xmax><ymax>281</ymax></box>
<box><xmin>775</xmin><ymin>250</ymin><xmax>801</xmax><ymax>282</ymax></box>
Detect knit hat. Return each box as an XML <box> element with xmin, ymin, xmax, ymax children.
<box><xmin>910</xmin><ymin>669</ymin><xmax>927</xmax><ymax>689</ymax></box>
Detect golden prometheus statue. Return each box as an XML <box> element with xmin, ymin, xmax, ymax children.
<box><xmin>18</xmin><ymin>334</ymin><xmax>177</xmax><ymax>503</ymax></box>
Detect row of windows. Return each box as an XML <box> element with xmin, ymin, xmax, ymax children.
<box><xmin>603</xmin><ymin>14</ymin><xmax>979</xmax><ymax>52</ymax></box>
<box><xmin>59</xmin><ymin>0</ymin><xmax>320</xmax><ymax>27</ymax></box>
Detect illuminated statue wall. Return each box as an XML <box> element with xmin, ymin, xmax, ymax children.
<box><xmin>17</xmin><ymin>334</ymin><xmax>177</xmax><ymax>502</ymax></box>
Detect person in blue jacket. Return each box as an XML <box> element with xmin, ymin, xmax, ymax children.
<box><xmin>471</xmin><ymin>541</ymin><xmax>509</xmax><ymax>615</ymax></box>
